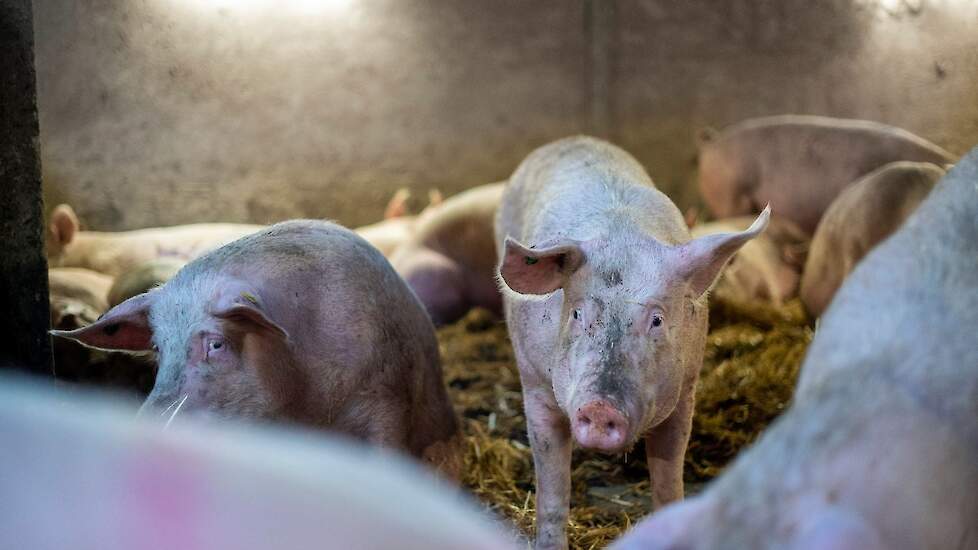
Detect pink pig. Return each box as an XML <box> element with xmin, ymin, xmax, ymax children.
<box><xmin>800</xmin><ymin>161</ymin><xmax>943</xmax><ymax>317</ymax></box>
<box><xmin>389</xmin><ymin>182</ymin><xmax>505</xmax><ymax>325</ymax></box>
<box><xmin>46</xmin><ymin>204</ymin><xmax>264</xmax><ymax>278</ymax></box>
<box><xmin>697</xmin><ymin>115</ymin><xmax>954</xmax><ymax>234</ymax></box>
<box><xmin>52</xmin><ymin>220</ymin><xmax>461</xmax><ymax>477</ymax></box>
<box><xmin>495</xmin><ymin>136</ymin><xmax>767</xmax><ymax>549</ymax></box>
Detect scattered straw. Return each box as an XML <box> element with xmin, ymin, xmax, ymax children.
<box><xmin>440</xmin><ymin>294</ymin><xmax>811</xmax><ymax>549</ymax></box>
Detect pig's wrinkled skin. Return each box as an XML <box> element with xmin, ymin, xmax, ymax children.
<box><xmin>390</xmin><ymin>183</ymin><xmax>505</xmax><ymax>325</ymax></box>
<box><xmin>46</xmin><ymin>204</ymin><xmax>264</xmax><ymax>278</ymax></box>
<box><xmin>613</xmin><ymin>148</ymin><xmax>978</xmax><ymax>550</ymax></box>
<box><xmin>53</xmin><ymin>220</ymin><xmax>462</xmax><ymax>477</ymax></box>
<box><xmin>800</xmin><ymin>161</ymin><xmax>944</xmax><ymax>318</ymax></box>
<box><xmin>691</xmin><ymin>216</ymin><xmax>808</xmax><ymax>306</ymax></box>
<box><xmin>495</xmin><ymin>136</ymin><xmax>768</xmax><ymax>550</ymax></box>
<box><xmin>108</xmin><ymin>257</ymin><xmax>187</xmax><ymax>308</ymax></box>
<box><xmin>698</xmin><ymin>115</ymin><xmax>955</xmax><ymax>234</ymax></box>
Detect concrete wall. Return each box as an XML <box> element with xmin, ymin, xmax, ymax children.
<box><xmin>34</xmin><ymin>0</ymin><xmax>978</xmax><ymax>230</ymax></box>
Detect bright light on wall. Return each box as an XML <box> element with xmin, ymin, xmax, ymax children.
<box><xmin>177</xmin><ymin>0</ymin><xmax>353</xmax><ymax>16</ymax></box>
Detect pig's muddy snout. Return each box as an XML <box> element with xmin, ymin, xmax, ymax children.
<box><xmin>572</xmin><ymin>400</ymin><xmax>630</xmax><ymax>453</ymax></box>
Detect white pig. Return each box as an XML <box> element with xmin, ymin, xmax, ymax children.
<box><xmin>495</xmin><ymin>136</ymin><xmax>768</xmax><ymax>549</ymax></box>
<box><xmin>52</xmin><ymin>220</ymin><xmax>461</xmax><ymax>477</ymax></box>
<box><xmin>697</xmin><ymin>115</ymin><xmax>954</xmax><ymax>234</ymax></box>
<box><xmin>389</xmin><ymin>182</ymin><xmax>505</xmax><ymax>325</ymax></box>
<box><xmin>0</xmin><ymin>374</ymin><xmax>516</xmax><ymax>550</ymax></box>
<box><xmin>107</xmin><ymin>257</ymin><xmax>187</xmax><ymax>308</ymax></box>
<box><xmin>46</xmin><ymin>204</ymin><xmax>264</xmax><ymax>277</ymax></box>
<box><xmin>613</xmin><ymin>146</ymin><xmax>978</xmax><ymax>550</ymax></box>
<box><xmin>356</xmin><ymin>188</ymin><xmax>444</xmax><ymax>257</ymax></box>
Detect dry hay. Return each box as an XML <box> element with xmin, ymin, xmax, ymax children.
<box><xmin>439</xmin><ymin>295</ymin><xmax>813</xmax><ymax>549</ymax></box>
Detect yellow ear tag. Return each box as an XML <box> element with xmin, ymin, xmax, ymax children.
<box><xmin>240</xmin><ymin>292</ymin><xmax>259</xmax><ymax>305</ymax></box>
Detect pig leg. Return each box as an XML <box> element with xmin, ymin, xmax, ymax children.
<box><xmin>645</xmin><ymin>388</ymin><xmax>694</xmax><ymax>510</ymax></box>
<box><xmin>523</xmin><ymin>385</ymin><xmax>572</xmax><ymax>550</ymax></box>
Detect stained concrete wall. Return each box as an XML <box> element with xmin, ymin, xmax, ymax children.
<box><xmin>34</xmin><ymin>0</ymin><xmax>978</xmax><ymax>231</ymax></box>
<box><xmin>1</xmin><ymin>0</ymin><xmax>52</xmax><ymax>374</ymax></box>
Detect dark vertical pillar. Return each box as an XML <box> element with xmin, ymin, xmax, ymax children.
<box><xmin>584</xmin><ymin>0</ymin><xmax>616</xmax><ymax>140</ymax></box>
<box><xmin>0</xmin><ymin>0</ymin><xmax>53</xmax><ymax>374</ymax></box>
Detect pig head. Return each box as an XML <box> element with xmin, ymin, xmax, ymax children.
<box><xmin>53</xmin><ymin>274</ymin><xmax>293</xmax><ymax>421</ymax></box>
<box><xmin>499</xmin><ymin>208</ymin><xmax>770</xmax><ymax>453</ymax></box>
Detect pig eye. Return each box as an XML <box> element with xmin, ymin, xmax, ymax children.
<box><xmin>651</xmin><ymin>314</ymin><xmax>664</xmax><ymax>328</ymax></box>
<box><xmin>204</xmin><ymin>336</ymin><xmax>227</xmax><ymax>360</ymax></box>
<box><xmin>573</xmin><ymin>309</ymin><xmax>581</xmax><ymax>320</ymax></box>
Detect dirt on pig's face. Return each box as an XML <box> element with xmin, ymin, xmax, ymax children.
<box><xmin>550</xmin><ymin>244</ymin><xmax>693</xmax><ymax>453</ymax></box>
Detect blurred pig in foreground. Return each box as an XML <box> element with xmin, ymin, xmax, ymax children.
<box><xmin>800</xmin><ymin>161</ymin><xmax>944</xmax><ymax>318</ymax></box>
<box><xmin>496</xmin><ymin>137</ymin><xmax>767</xmax><ymax>549</ymax></box>
<box><xmin>698</xmin><ymin>115</ymin><xmax>954</xmax><ymax>233</ymax></box>
<box><xmin>46</xmin><ymin>203</ymin><xmax>263</xmax><ymax>277</ymax></box>
<box><xmin>691</xmin><ymin>216</ymin><xmax>808</xmax><ymax>306</ymax></box>
<box><xmin>53</xmin><ymin>221</ymin><xmax>461</xmax><ymax>477</ymax></box>
<box><xmin>613</xmin><ymin>148</ymin><xmax>978</xmax><ymax>550</ymax></box>
<box><xmin>0</xmin><ymin>375</ymin><xmax>515</xmax><ymax>550</ymax></box>
<box><xmin>390</xmin><ymin>182</ymin><xmax>505</xmax><ymax>325</ymax></box>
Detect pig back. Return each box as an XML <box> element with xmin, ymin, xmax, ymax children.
<box><xmin>497</xmin><ymin>135</ymin><xmax>684</xmax><ymax>248</ymax></box>
<box><xmin>710</xmin><ymin>115</ymin><xmax>954</xmax><ymax>233</ymax></box>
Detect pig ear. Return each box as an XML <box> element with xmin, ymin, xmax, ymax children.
<box><xmin>675</xmin><ymin>205</ymin><xmax>770</xmax><ymax>298</ymax></box>
<box><xmin>211</xmin><ymin>291</ymin><xmax>288</xmax><ymax>341</ymax></box>
<box><xmin>50</xmin><ymin>292</ymin><xmax>154</xmax><ymax>351</ymax></box>
<box><xmin>383</xmin><ymin>188</ymin><xmax>411</xmax><ymax>219</ymax></box>
<box><xmin>498</xmin><ymin>236</ymin><xmax>585</xmax><ymax>295</ymax></box>
<box><xmin>50</xmin><ymin>204</ymin><xmax>79</xmax><ymax>247</ymax></box>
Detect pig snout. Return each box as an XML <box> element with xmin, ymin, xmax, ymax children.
<box><xmin>572</xmin><ymin>400</ymin><xmax>630</xmax><ymax>453</ymax></box>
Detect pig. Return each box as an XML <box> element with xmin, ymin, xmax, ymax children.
<box><xmin>389</xmin><ymin>182</ymin><xmax>505</xmax><ymax>325</ymax></box>
<box><xmin>107</xmin><ymin>257</ymin><xmax>186</xmax><ymax>307</ymax></box>
<box><xmin>52</xmin><ymin>220</ymin><xmax>462</xmax><ymax>477</ymax></box>
<box><xmin>48</xmin><ymin>267</ymin><xmax>113</xmax><ymax>327</ymax></box>
<box><xmin>612</xmin><ymin>147</ymin><xmax>978</xmax><ymax>550</ymax></box>
<box><xmin>48</xmin><ymin>267</ymin><xmax>156</xmax><ymax>393</ymax></box>
<box><xmin>697</xmin><ymin>114</ymin><xmax>955</xmax><ymax>234</ymax></box>
<box><xmin>691</xmin><ymin>216</ymin><xmax>808</xmax><ymax>306</ymax></box>
<box><xmin>495</xmin><ymin>136</ymin><xmax>768</xmax><ymax>549</ymax></box>
<box><xmin>0</xmin><ymin>374</ymin><xmax>517</xmax><ymax>550</ymax></box>
<box><xmin>46</xmin><ymin>203</ymin><xmax>264</xmax><ymax>278</ymax></box>
<box><xmin>48</xmin><ymin>267</ymin><xmax>114</xmax><ymax>380</ymax></box>
<box><xmin>356</xmin><ymin>188</ymin><xmax>444</xmax><ymax>257</ymax></box>
<box><xmin>800</xmin><ymin>160</ymin><xmax>944</xmax><ymax>317</ymax></box>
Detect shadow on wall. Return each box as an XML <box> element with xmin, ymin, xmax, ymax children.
<box><xmin>34</xmin><ymin>0</ymin><xmax>978</xmax><ymax>230</ymax></box>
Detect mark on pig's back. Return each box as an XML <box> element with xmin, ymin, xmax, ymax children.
<box><xmin>603</xmin><ymin>269</ymin><xmax>623</xmax><ymax>287</ymax></box>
